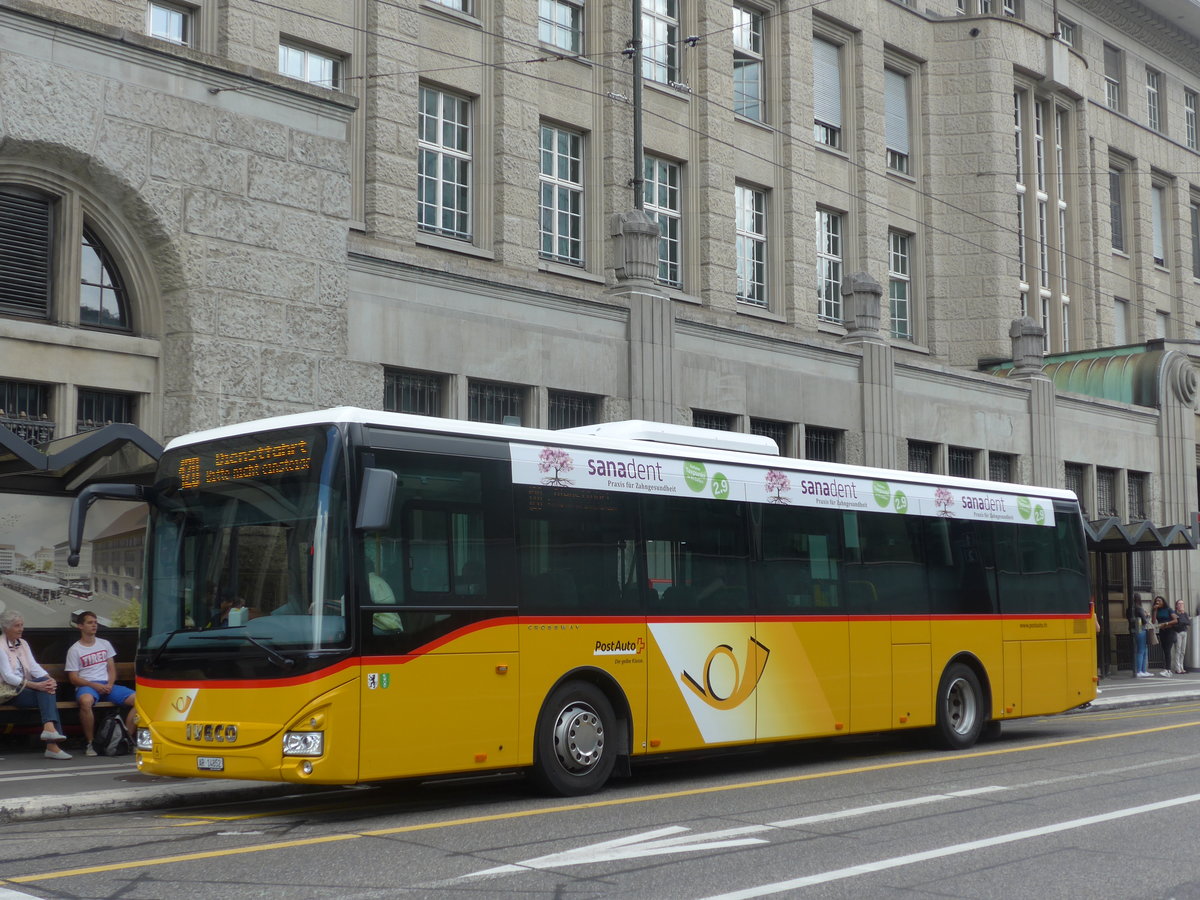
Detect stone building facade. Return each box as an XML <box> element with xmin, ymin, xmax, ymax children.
<box><xmin>2</xmin><ymin>0</ymin><xmax>1200</xmax><ymax>661</ymax></box>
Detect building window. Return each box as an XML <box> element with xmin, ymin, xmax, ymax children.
<box><xmin>1128</xmin><ymin>471</ymin><xmax>1148</xmax><ymax>519</ymax></box>
<box><xmin>1001</xmin><ymin>0</ymin><xmax>1019</xmax><ymax>16</ymax></box>
<box><xmin>1114</xmin><ymin>297</ymin><xmax>1130</xmax><ymax>344</ymax></box>
<box><xmin>988</xmin><ymin>452</ymin><xmax>1014</xmax><ymax>483</ymax></box>
<box><xmin>0</xmin><ymin>380</ymin><xmax>53</xmax><ymax>443</ymax></box>
<box><xmin>816</xmin><ymin>208</ymin><xmax>843</xmax><ymax>323</ymax></box>
<box><xmin>417</xmin><ymin>86</ymin><xmax>472</xmax><ymax>240</ymax></box>
<box><xmin>1186</xmin><ymin>90</ymin><xmax>1198</xmax><ymax>151</ymax></box>
<box><xmin>735</xmin><ymin>185</ymin><xmax>766</xmax><ymax>306</ymax></box>
<box><xmin>888</xmin><ymin>230</ymin><xmax>911</xmax><ymax>340</ymax></box>
<box><xmin>539</xmin><ymin>0</ymin><xmax>582</xmax><ymax>54</ymax></box>
<box><xmin>468</xmin><ymin>381</ymin><xmax>524</xmax><ymax>425</ymax></box>
<box><xmin>642</xmin><ymin>0</ymin><xmax>678</xmax><ymax>85</ymax></box>
<box><xmin>884</xmin><ymin>68</ymin><xmax>911</xmax><ymax>174</ymax></box>
<box><xmin>428</xmin><ymin>0</ymin><xmax>469</xmax><ymax>11</ymax></box>
<box><xmin>1146</xmin><ymin>68</ymin><xmax>1162</xmax><ymax>132</ymax></box>
<box><xmin>1103</xmin><ymin>44</ymin><xmax>1122</xmax><ymax>112</ymax></box>
<box><xmin>539</xmin><ymin>125</ymin><xmax>584</xmax><ymax>266</ymax></box>
<box><xmin>383</xmin><ymin>369</ymin><xmax>444</xmax><ymax>417</ymax></box>
<box><xmin>813</xmin><ymin>37</ymin><xmax>842</xmax><ymax>149</ymax></box>
<box><xmin>1151</xmin><ymin>184</ymin><xmax>1167</xmax><ymax>267</ymax></box>
<box><xmin>908</xmin><ymin>440</ymin><xmax>935</xmax><ymax>474</ymax></box>
<box><xmin>278</xmin><ymin>43</ymin><xmax>341</xmax><ymax>89</ymax></box>
<box><xmin>733</xmin><ymin>5</ymin><xmax>764</xmax><ymax>121</ymax></box>
<box><xmin>80</xmin><ymin>229</ymin><xmax>130</xmax><ymax>331</ymax></box>
<box><xmin>1056</xmin><ymin>17</ymin><xmax>1076</xmax><ymax>47</ymax></box>
<box><xmin>548</xmin><ymin>391</ymin><xmax>597</xmax><ymax>429</ymax></box>
<box><xmin>1064</xmin><ymin>462</ymin><xmax>1087</xmax><ymax>518</ymax></box>
<box><xmin>948</xmin><ymin>447</ymin><xmax>977</xmax><ymax>479</ymax></box>
<box><xmin>1109</xmin><ymin>166</ymin><xmax>1125</xmax><ymax>253</ymax></box>
<box><xmin>0</xmin><ymin>188</ymin><xmax>52</xmax><ymax>320</ymax></box>
<box><xmin>147</xmin><ymin>1</ymin><xmax>191</xmax><ymax>45</ymax></box>
<box><xmin>1096</xmin><ymin>467</ymin><xmax>1117</xmax><ymax>518</ymax></box>
<box><xmin>1191</xmin><ymin>201</ymin><xmax>1200</xmax><ymax>280</ymax></box>
<box><xmin>644</xmin><ymin>156</ymin><xmax>681</xmax><ymax>288</ymax></box>
<box><xmin>750</xmin><ymin>418</ymin><xmax>789</xmax><ymax>454</ymax></box>
<box><xmin>805</xmin><ymin>426</ymin><xmax>841</xmax><ymax>463</ymax></box>
<box><xmin>77</xmin><ymin>390</ymin><xmax>135</xmax><ymax>432</ymax></box>
<box><xmin>693</xmin><ymin>410</ymin><xmax>733</xmax><ymax>431</ymax></box>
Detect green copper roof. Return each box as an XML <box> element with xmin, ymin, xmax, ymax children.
<box><xmin>987</xmin><ymin>346</ymin><xmax>1164</xmax><ymax>407</ymax></box>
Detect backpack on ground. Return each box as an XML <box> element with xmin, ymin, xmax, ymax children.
<box><xmin>94</xmin><ymin>714</ymin><xmax>133</xmax><ymax>756</ymax></box>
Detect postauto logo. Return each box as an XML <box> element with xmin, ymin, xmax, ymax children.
<box><xmin>594</xmin><ymin>637</ymin><xmax>645</xmax><ymax>656</ymax></box>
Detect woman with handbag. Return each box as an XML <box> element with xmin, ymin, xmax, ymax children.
<box><xmin>0</xmin><ymin>610</ymin><xmax>71</xmax><ymax>758</ymax></box>
<box><xmin>1130</xmin><ymin>598</ymin><xmax>1151</xmax><ymax>677</ymax></box>
<box><xmin>1151</xmin><ymin>595</ymin><xmax>1177</xmax><ymax>678</ymax></box>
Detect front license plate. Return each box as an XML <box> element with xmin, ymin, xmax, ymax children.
<box><xmin>196</xmin><ymin>756</ymin><xmax>224</xmax><ymax>772</ymax></box>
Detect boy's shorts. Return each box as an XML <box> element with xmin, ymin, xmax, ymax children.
<box><xmin>75</xmin><ymin>684</ymin><xmax>135</xmax><ymax>705</ymax></box>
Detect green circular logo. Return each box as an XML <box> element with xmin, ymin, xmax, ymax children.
<box><xmin>873</xmin><ymin>481</ymin><xmax>891</xmax><ymax>507</ymax></box>
<box><xmin>684</xmin><ymin>461</ymin><xmax>708</xmax><ymax>492</ymax></box>
<box><xmin>893</xmin><ymin>490</ymin><xmax>909</xmax><ymax>514</ymax></box>
<box><xmin>1017</xmin><ymin>496</ymin><xmax>1032</xmax><ymax>520</ymax></box>
<box><xmin>711</xmin><ymin>472</ymin><xmax>731</xmax><ymax>500</ymax></box>
<box><xmin>1034</xmin><ymin>504</ymin><xmax>1045</xmax><ymax>525</ymax></box>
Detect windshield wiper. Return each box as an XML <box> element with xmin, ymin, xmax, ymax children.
<box><xmin>199</xmin><ymin>632</ymin><xmax>295</xmax><ymax>669</ymax></box>
<box><xmin>148</xmin><ymin>628</ymin><xmax>196</xmax><ymax>670</ymax></box>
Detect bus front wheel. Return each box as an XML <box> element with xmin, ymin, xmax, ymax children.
<box><xmin>934</xmin><ymin>663</ymin><xmax>984</xmax><ymax>750</ymax></box>
<box><xmin>530</xmin><ymin>682</ymin><xmax>617</xmax><ymax>796</ymax></box>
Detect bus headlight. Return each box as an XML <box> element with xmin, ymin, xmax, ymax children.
<box><xmin>282</xmin><ymin>731</ymin><xmax>324</xmax><ymax>757</ymax></box>
<box><xmin>136</xmin><ymin>727</ymin><xmax>153</xmax><ymax>751</ymax></box>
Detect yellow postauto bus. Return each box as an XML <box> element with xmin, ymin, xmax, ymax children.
<box><xmin>69</xmin><ymin>408</ymin><xmax>1095</xmax><ymax>795</ymax></box>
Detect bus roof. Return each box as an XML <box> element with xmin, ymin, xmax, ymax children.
<box><xmin>163</xmin><ymin>407</ymin><xmax>1080</xmax><ymax>504</ymax></box>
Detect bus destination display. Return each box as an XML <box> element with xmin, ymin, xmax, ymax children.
<box><xmin>178</xmin><ymin>439</ymin><xmax>312</xmax><ymax>489</ymax></box>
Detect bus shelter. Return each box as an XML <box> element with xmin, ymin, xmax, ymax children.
<box><xmin>1086</xmin><ymin>515</ymin><xmax>1199</xmax><ymax>675</ymax></box>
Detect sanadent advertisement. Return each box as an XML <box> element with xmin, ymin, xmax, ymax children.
<box><xmin>509</xmin><ymin>442</ymin><xmax>1056</xmax><ymax>527</ymax></box>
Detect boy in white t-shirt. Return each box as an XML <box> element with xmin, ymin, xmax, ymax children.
<box><xmin>66</xmin><ymin>611</ymin><xmax>135</xmax><ymax>756</ymax></box>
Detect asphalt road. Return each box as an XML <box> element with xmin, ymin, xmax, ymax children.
<box><xmin>3</xmin><ymin>701</ymin><xmax>1200</xmax><ymax>899</ymax></box>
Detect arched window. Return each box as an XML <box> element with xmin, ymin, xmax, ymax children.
<box><xmin>80</xmin><ymin>229</ymin><xmax>130</xmax><ymax>330</ymax></box>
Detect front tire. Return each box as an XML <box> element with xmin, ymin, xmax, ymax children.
<box><xmin>530</xmin><ymin>682</ymin><xmax>617</xmax><ymax>796</ymax></box>
<box><xmin>934</xmin><ymin>663</ymin><xmax>984</xmax><ymax>750</ymax></box>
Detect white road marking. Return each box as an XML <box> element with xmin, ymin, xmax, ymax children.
<box><xmin>462</xmin><ymin>787</ymin><xmax>1007</xmax><ymax>879</ymax></box>
<box><xmin>0</xmin><ymin>764</ymin><xmax>131</xmax><ymax>783</ymax></box>
<box><xmin>699</xmin><ymin>791</ymin><xmax>1200</xmax><ymax>899</ymax></box>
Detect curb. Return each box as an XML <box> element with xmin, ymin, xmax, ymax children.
<box><xmin>0</xmin><ymin>780</ymin><xmax>297</xmax><ymax>824</ymax></box>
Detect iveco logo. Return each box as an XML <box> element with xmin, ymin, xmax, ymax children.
<box><xmin>186</xmin><ymin>723</ymin><xmax>238</xmax><ymax>743</ymax></box>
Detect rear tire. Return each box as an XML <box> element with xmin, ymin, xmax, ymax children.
<box><xmin>530</xmin><ymin>682</ymin><xmax>617</xmax><ymax>796</ymax></box>
<box><xmin>934</xmin><ymin>663</ymin><xmax>984</xmax><ymax>750</ymax></box>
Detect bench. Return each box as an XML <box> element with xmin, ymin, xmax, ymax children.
<box><xmin>0</xmin><ymin>627</ymin><xmax>137</xmax><ymax>738</ymax></box>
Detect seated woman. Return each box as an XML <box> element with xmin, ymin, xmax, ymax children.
<box><xmin>0</xmin><ymin>610</ymin><xmax>71</xmax><ymax>759</ymax></box>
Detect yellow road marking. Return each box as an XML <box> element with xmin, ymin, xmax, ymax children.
<box><xmin>8</xmin><ymin>718</ymin><xmax>1200</xmax><ymax>884</ymax></box>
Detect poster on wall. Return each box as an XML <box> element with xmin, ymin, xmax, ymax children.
<box><xmin>0</xmin><ymin>494</ymin><xmax>146</xmax><ymax>629</ymax></box>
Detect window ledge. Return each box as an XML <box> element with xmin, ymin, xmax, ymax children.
<box><xmin>734</xmin><ymin>113</ymin><xmax>773</xmax><ymax>132</ymax></box>
<box><xmin>817</xmin><ymin>319</ymin><xmax>847</xmax><ymax>337</ymax></box>
<box><xmin>416</xmin><ymin>231</ymin><xmax>495</xmax><ymax>261</ymax></box>
<box><xmin>419</xmin><ymin>1</ymin><xmax>482</xmax><ymax>27</ymax></box>
<box><xmin>538</xmin><ymin>46</ymin><xmax>591</xmax><ymax>67</ymax></box>
<box><xmin>1111</xmin><ymin>249</ymin><xmax>1130</xmax><ymax>260</ymax></box>
<box><xmin>736</xmin><ymin>301</ymin><xmax>784</xmax><ymax>323</ymax></box>
<box><xmin>887</xmin><ymin>168</ymin><xmax>917</xmax><ymax>184</ymax></box>
<box><xmin>538</xmin><ymin>259</ymin><xmax>605</xmax><ymax>284</ymax></box>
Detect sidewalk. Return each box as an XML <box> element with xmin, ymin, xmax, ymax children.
<box><xmin>3</xmin><ymin>671</ymin><xmax>1199</xmax><ymax>824</ymax></box>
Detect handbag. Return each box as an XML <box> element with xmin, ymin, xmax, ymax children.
<box><xmin>1148</xmin><ymin>623</ymin><xmax>1160</xmax><ymax>645</ymax></box>
<box><xmin>0</xmin><ymin>679</ymin><xmax>19</xmax><ymax>703</ymax></box>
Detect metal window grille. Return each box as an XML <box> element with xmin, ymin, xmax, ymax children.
<box><xmin>0</xmin><ymin>379</ymin><xmax>54</xmax><ymax>443</ymax></box>
<box><xmin>1097</xmin><ymin>467</ymin><xmax>1117</xmax><ymax>517</ymax></box>
<box><xmin>77</xmin><ymin>390</ymin><xmax>134</xmax><ymax>432</ymax></box>
<box><xmin>1064</xmin><ymin>462</ymin><xmax>1087</xmax><ymax>518</ymax></box>
<box><xmin>692</xmin><ymin>410</ymin><xmax>733</xmax><ymax>431</ymax></box>
<box><xmin>805</xmin><ymin>426</ymin><xmax>840</xmax><ymax>462</ymax></box>
<box><xmin>548</xmin><ymin>391</ymin><xmax>596</xmax><ymax>429</ymax></box>
<box><xmin>988</xmin><ymin>453</ymin><xmax>1013</xmax><ymax>483</ymax></box>
<box><xmin>948</xmin><ymin>446</ymin><xmax>976</xmax><ymax>479</ymax></box>
<box><xmin>1127</xmin><ymin>472</ymin><xmax>1147</xmax><ymax>519</ymax></box>
<box><xmin>750</xmin><ymin>418</ymin><xmax>789</xmax><ymax>455</ymax></box>
<box><xmin>908</xmin><ymin>440</ymin><xmax>935</xmax><ymax>474</ymax></box>
<box><xmin>384</xmin><ymin>370</ymin><xmax>443</xmax><ymax>417</ymax></box>
<box><xmin>468</xmin><ymin>381</ymin><xmax>523</xmax><ymax>424</ymax></box>
<box><xmin>1131</xmin><ymin>551</ymin><xmax>1152</xmax><ymax>590</ymax></box>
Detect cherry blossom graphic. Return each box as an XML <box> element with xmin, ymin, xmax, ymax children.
<box><xmin>538</xmin><ymin>446</ymin><xmax>574</xmax><ymax>486</ymax></box>
<box><xmin>934</xmin><ymin>486</ymin><xmax>956</xmax><ymax>517</ymax></box>
<box><xmin>765</xmin><ymin>469</ymin><xmax>791</xmax><ymax>504</ymax></box>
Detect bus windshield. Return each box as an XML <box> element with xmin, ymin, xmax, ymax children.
<box><xmin>142</xmin><ymin>424</ymin><xmax>348</xmax><ymax>666</ymax></box>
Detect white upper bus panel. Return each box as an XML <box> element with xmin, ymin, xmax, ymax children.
<box><xmin>560</xmin><ymin>420</ymin><xmax>780</xmax><ymax>456</ymax></box>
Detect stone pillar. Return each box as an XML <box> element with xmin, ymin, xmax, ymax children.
<box><xmin>837</xmin><ymin>273</ymin><xmax>894</xmax><ymax>468</ymax></box>
<box><xmin>839</xmin><ymin>272</ymin><xmax>884</xmax><ymax>345</ymax></box>
<box><xmin>1007</xmin><ymin>316</ymin><xmax>1047</xmax><ymax>380</ymax></box>
<box><xmin>613</xmin><ymin>210</ymin><xmax>674</xmax><ymax>423</ymax></box>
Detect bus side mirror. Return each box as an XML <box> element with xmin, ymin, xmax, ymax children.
<box><xmin>355</xmin><ymin>467</ymin><xmax>396</xmax><ymax>531</ymax></box>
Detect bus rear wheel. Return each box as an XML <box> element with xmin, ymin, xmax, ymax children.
<box><xmin>530</xmin><ymin>682</ymin><xmax>617</xmax><ymax>796</ymax></box>
<box><xmin>934</xmin><ymin>663</ymin><xmax>984</xmax><ymax>750</ymax></box>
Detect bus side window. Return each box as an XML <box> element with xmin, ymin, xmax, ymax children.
<box><xmin>757</xmin><ymin>505</ymin><xmax>843</xmax><ymax>613</ymax></box>
<box><xmin>643</xmin><ymin>496</ymin><xmax>750</xmax><ymax>615</ymax></box>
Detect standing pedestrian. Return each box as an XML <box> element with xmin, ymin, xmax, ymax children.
<box><xmin>1152</xmin><ymin>595</ymin><xmax>1177</xmax><ymax>677</ymax></box>
<box><xmin>1130</xmin><ymin>597</ymin><xmax>1151</xmax><ymax>677</ymax></box>
<box><xmin>1172</xmin><ymin>599</ymin><xmax>1190</xmax><ymax>674</ymax></box>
